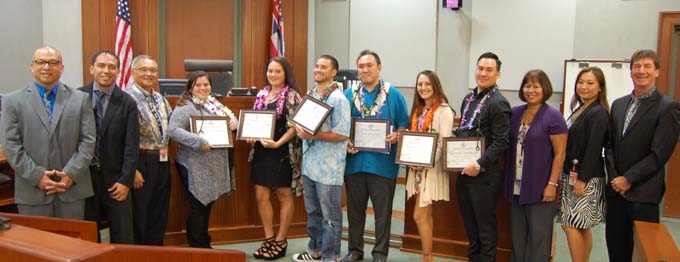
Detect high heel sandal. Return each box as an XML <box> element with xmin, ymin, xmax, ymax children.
<box><xmin>253</xmin><ymin>236</ymin><xmax>275</xmax><ymax>259</ymax></box>
<box><xmin>263</xmin><ymin>238</ymin><xmax>287</xmax><ymax>260</ymax></box>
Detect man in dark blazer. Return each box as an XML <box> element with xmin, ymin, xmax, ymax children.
<box><xmin>0</xmin><ymin>46</ymin><xmax>96</xmax><ymax>219</ymax></box>
<box><xmin>79</xmin><ymin>51</ymin><xmax>140</xmax><ymax>244</ymax></box>
<box><xmin>605</xmin><ymin>49</ymin><xmax>680</xmax><ymax>261</ymax></box>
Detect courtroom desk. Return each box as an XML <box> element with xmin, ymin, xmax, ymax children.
<box><xmin>0</xmin><ymin>149</ymin><xmax>15</xmax><ymax>209</ymax></box>
<box><xmin>0</xmin><ymin>224</ymin><xmax>246</xmax><ymax>262</ymax></box>
<box><xmin>1</xmin><ymin>212</ymin><xmax>98</xmax><ymax>242</ymax></box>
<box><xmin>633</xmin><ymin>221</ymin><xmax>680</xmax><ymax>262</ymax></box>
<box><xmin>401</xmin><ymin>172</ymin><xmax>512</xmax><ymax>261</ymax></box>
<box><xmin>163</xmin><ymin>96</ymin><xmax>307</xmax><ymax>246</ymax></box>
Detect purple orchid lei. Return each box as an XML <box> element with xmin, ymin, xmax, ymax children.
<box><xmin>254</xmin><ymin>85</ymin><xmax>289</xmax><ymax>119</ymax></box>
<box><xmin>459</xmin><ymin>87</ymin><xmax>496</xmax><ymax>130</ymax></box>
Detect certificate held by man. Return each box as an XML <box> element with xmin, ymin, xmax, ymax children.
<box><xmin>290</xmin><ymin>95</ymin><xmax>333</xmax><ymax>135</ymax></box>
<box><xmin>236</xmin><ymin>110</ymin><xmax>276</xmax><ymax>140</ymax></box>
<box><xmin>190</xmin><ymin>116</ymin><xmax>234</xmax><ymax>148</ymax></box>
<box><xmin>442</xmin><ymin>137</ymin><xmax>485</xmax><ymax>172</ymax></box>
<box><xmin>351</xmin><ymin>118</ymin><xmax>391</xmax><ymax>153</ymax></box>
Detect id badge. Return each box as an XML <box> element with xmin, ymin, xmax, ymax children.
<box><xmin>568</xmin><ymin>171</ymin><xmax>577</xmax><ymax>186</ymax></box>
<box><xmin>159</xmin><ymin>148</ymin><xmax>169</xmax><ymax>162</ymax></box>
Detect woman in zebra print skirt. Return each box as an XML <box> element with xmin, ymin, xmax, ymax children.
<box><xmin>557</xmin><ymin>67</ymin><xmax>609</xmax><ymax>262</ymax></box>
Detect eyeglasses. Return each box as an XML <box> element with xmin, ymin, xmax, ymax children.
<box><xmin>133</xmin><ymin>68</ymin><xmax>158</xmax><ymax>74</ymax></box>
<box><xmin>33</xmin><ymin>60</ymin><xmax>61</xmax><ymax>67</ymax></box>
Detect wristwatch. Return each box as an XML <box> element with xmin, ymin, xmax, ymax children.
<box><xmin>473</xmin><ymin>161</ymin><xmax>481</xmax><ymax>171</ymax></box>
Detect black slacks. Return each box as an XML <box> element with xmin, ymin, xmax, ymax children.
<box><xmin>344</xmin><ymin>172</ymin><xmax>396</xmax><ymax>259</ymax></box>
<box><xmin>84</xmin><ymin>166</ymin><xmax>134</xmax><ymax>244</ymax></box>
<box><xmin>175</xmin><ymin>162</ymin><xmax>214</xmax><ymax>248</ymax></box>
<box><xmin>456</xmin><ymin>171</ymin><xmax>503</xmax><ymax>262</ymax></box>
<box><xmin>605</xmin><ymin>193</ymin><xmax>659</xmax><ymax>262</ymax></box>
<box><xmin>132</xmin><ymin>151</ymin><xmax>171</xmax><ymax>246</ymax></box>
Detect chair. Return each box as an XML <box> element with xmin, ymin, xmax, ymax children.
<box><xmin>334</xmin><ymin>69</ymin><xmax>358</xmax><ymax>91</ymax></box>
<box><xmin>184</xmin><ymin>59</ymin><xmax>234</xmax><ymax>97</ymax></box>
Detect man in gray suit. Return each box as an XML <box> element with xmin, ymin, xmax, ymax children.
<box><xmin>0</xmin><ymin>46</ymin><xmax>96</xmax><ymax>219</ymax></box>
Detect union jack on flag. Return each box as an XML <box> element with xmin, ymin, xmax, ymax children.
<box><xmin>115</xmin><ymin>0</ymin><xmax>134</xmax><ymax>88</ymax></box>
<box><xmin>270</xmin><ymin>0</ymin><xmax>285</xmax><ymax>58</ymax></box>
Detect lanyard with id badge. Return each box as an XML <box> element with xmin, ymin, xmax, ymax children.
<box><xmin>147</xmin><ymin>93</ymin><xmax>169</xmax><ymax>162</ymax></box>
<box><xmin>569</xmin><ymin>159</ymin><xmax>579</xmax><ymax>186</ymax></box>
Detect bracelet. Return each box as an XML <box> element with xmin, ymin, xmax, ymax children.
<box><xmin>547</xmin><ymin>181</ymin><xmax>558</xmax><ymax>187</ymax></box>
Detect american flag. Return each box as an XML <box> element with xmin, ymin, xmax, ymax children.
<box><xmin>269</xmin><ymin>0</ymin><xmax>285</xmax><ymax>58</ymax></box>
<box><xmin>115</xmin><ymin>0</ymin><xmax>133</xmax><ymax>88</ymax></box>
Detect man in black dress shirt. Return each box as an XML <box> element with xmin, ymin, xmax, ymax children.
<box><xmin>455</xmin><ymin>52</ymin><xmax>511</xmax><ymax>262</ymax></box>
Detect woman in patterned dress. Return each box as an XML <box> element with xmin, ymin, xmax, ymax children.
<box><xmin>404</xmin><ymin>70</ymin><xmax>454</xmax><ymax>262</ymax></box>
<box><xmin>557</xmin><ymin>67</ymin><xmax>609</xmax><ymax>262</ymax></box>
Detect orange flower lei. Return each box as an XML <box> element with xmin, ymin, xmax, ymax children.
<box><xmin>410</xmin><ymin>98</ymin><xmax>441</xmax><ymax>132</ymax></box>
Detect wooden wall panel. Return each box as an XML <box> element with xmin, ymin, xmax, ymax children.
<box><xmin>83</xmin><ymin>0</ymin><xmax>309</xmax><ymax>246</ymax></box>
<box><xmin>82</xmin><ymin>0</ymin><xmax>159</xmax><ymax>85</ymax></box>
<box><xmin>164</xmin><ymin>0</ymin><xmax>234</xmax><ymax>78</ymax></box>
<box><xmin>241</xmin><ymin>0</ymin><xmax>307</xmax><ymax>93</ymax></box>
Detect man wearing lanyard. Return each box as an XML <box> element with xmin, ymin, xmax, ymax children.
<box><xmin>292</xmin><ymin>55</ymin><xmax>351</xmax><ymax>262</ymax></box>
<box><xmin>124</xmin><ymin>55</ymin><xmax>173</xmax><ymax>245</ymax></box>
<box><xmin>456</xmin><ymin>52</ymin><xmax>511</xmax><ymax>262</ymax></box>
<box><xmin>342</xmin><ymin>50</ymin><xmax>409</xmax><ymax>262</ymax></box>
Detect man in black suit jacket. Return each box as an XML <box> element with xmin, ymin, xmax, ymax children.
<box><xmin>80</xmin><ymin>51</ymin><xmax>140</xmax><ymax>244</ymax></box>
<box><xmin>605</xmin><ymin>49</ymin><xmax>680</xmax><ymax>261</ymax></box>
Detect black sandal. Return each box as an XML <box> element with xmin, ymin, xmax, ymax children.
<box><xmin>253</xmin><ymin>236</ymin><xmax>275</xmax><ymax>259</ymax></box>
<box><xmin>263</xmin><ymin>238</ymin><xmax>287</xmax><ymax>260</ymax></box>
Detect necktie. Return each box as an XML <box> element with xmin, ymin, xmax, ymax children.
<box><xmin>43</xmin><ymin>91</ymin><xmax>52</xmax><ymax>122</ymax></box>
<box><xmin>92</xmin><ymin>90</ymin><xmax>106</xmax><ymax>167</ymax></box>
<box><xmin>94</xmin><ymin>90</ymin><xmax>106</xmax><ymax>130</ymax></box>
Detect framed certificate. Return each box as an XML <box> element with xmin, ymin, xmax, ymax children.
<box><xmin>395</xmin><ymin>131</ymin><xmax>439</xmax><ymax>168</ymax></box>
<box><xmin>236</xmin><ymin>110</ymin><xmax>276</xmax><ymax>140</ymax></box>
<box><xmin>442</xmin><ymin>137</ymin><xmax>485</xmax><ymax>172</ymax></box>
<box><xmin>290</xmin><ymin>95</ymin><xmax>333</xmax><ymax>135</ymax></box>
<box><xmin>350</xmin><ymin>118</ymin><xmax>391</xmax><ymax>153</ymax></box>
<box><xmin>190</xmin><ymin>116</ymin><xmax>234</xmax><ymax>148</ymax></box>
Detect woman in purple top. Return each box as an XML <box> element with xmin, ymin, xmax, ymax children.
<box><xmin>505</xmin><ymin>69</ymin><xmax>567</xmax><ymax>262</ymax></box>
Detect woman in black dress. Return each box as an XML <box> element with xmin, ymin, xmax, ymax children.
<box><xmin>249</xmin><ymin>57</ymin><xmax>302</xmax><ymax>260</ymax></box>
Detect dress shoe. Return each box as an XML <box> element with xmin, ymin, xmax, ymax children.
<box><xmin>372</xmin><ymin>257</ymin><xmax>387</xmax><ymax>262</ymax></box>
<box><xmin>340</xmin><ymin>253</ymin><xmax>363</xmax><ymax>262</ymax></box>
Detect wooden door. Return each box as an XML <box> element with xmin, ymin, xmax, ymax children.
<box><xmin>658</xmin><ymin>12</ymin><xmax>680</xmax><ymax>218</ymax></box>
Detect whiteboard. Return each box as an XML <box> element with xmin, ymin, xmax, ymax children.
<box><xmin>348</xmin><ymin>0</ymin><xmax>437</xmax><ymax>87</ymax></box>
<box><xmin>561</xmin><ymin>60</ymin><xmax>633</xmax><ymax>119</ymax></box>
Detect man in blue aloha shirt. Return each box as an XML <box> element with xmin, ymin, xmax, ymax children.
<box><xmin>292</xmin><ymin>55</ymin><xmax>351</xmax><ymax>262</ymax></box>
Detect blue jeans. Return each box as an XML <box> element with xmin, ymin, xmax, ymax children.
<box><xmin>302</xmin><ymin>175</ymin><xmax>343</xmax><ymax>261</ymax></box>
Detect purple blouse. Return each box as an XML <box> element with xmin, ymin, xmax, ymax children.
<box><xmin>504</xmin><ymin>104</ymin><xmax>567</xmax><ymax>205</ymax></box>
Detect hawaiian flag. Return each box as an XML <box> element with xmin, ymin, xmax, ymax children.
<box><xmin>269</xmin><ymin>0</ymin><xmax>285</xmax><ymax>58</ymax></box>
<box><xmin>115</xmin><ymin>0</ymin><xmax>134</xmax><ymax>88</ymax></box>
